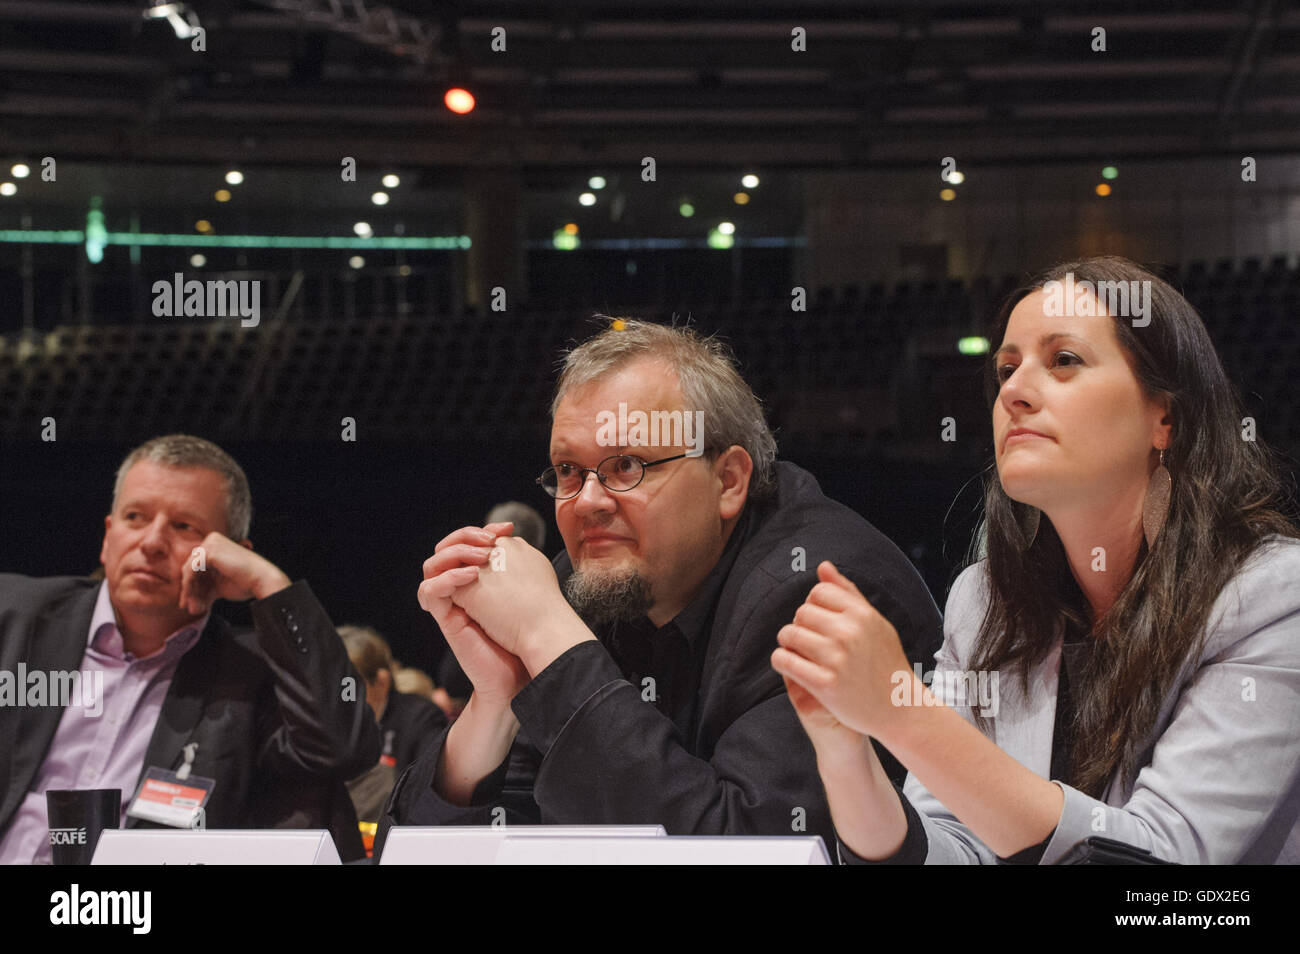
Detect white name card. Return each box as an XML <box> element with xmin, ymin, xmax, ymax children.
<box><xmin>495</xmin><ymin>835</ymin><xmax>830</xmax><ymax>865</ymax></box>
<box><xmin>379</xmin><ymin>825</ymin><xmax>666</xmax><ymax>866</ymax></box>
<box><xmin>91</xmin><ymin>829</ymin><xmax>341</xmax><ymax>865</ymax></box>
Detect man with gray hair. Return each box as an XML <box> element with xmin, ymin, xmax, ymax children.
<box><xmin>0</xmin><ymin>434</ymin><xmax>379</xmax><ymax>862</ymax></box>
<box><xmin>384</xmin><ymin>320</ymin><xmax>941</xmax><ymax>853</ymax></box>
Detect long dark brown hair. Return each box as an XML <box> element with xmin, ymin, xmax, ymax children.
<box><xmin>970</xmin><ymin>255</ymin><xmax>1297</xmax><ymax>798</ymax></box>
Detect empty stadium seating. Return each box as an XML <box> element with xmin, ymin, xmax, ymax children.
<box><xmin>1</xmin><ymin>259</ymin><xmax>1296</xmax><ymax>459</ymax></box>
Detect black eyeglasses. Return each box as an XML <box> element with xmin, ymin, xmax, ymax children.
<box><xmin>536</xmin><ymin>453</ymin><xmax>693</xmax><ymax>500</ymax></box>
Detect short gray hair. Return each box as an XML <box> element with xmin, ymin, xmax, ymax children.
<box><xmin>551</xmin><ymin>319</ymin><xmax>778</xmax><ymax>500</ymax></box>
<box><xmin>112</xmin><ymin>434</ymin><xmax>252</xmax><ymax>540</ymax></box>
<box><xmin>485</xmin><ymin>501</ymin><xmax>547</xmax><ymax>551</ymax></box>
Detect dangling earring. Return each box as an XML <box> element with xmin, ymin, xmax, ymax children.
<box><xmin>1142</xmin><ymin>448</ymin><xmax>1172</xmax><ymax>548</ymax></box>
<box><xmin>1016</xmin><ymin>503</ymin><xmax>1041</xmax><ymax>552</ymax></box>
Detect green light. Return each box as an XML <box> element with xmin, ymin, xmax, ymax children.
<box><xmin>129</xmin><ymin>214</ymin><xmax>141</xmax><ymax>265</ymax></box>
<box><xmin>0</xmin><ymin>231</ymin><xmax>471</xmax><ymax>250</ymax></box>
<box><xmin>85</xmin><ymin>196</ymin><xmax>107</xmax><ymax>264</ymax></box>
<box><xmin>552</xmin><ymin>229</ymin><xmax>579</xmax><ymax>251</ymax></box>
<box><xmin>707</xmin><ymin>228</ymin><xmax>734</xmax><ymax>250</ymax></box>
<box><xmin>0</xmin><ymin>230</ymin><xmax>84</xmax><ymax>243</ymax></box>
<box><xmin>1101</xmin><ymin>166</ymin><xmax>1118</xmax><ymax>180</ymax></box>
<box><xmin>958</xmin><ymin>336</ymin><xmax>990</xmax><ymax>355</ymax></box>
<box><xmin>679</xmin><ymin>202</ymin><xmax>695</xmax><ymax>218</ymax></box>
<box><xmin>105</xmin><ymin>233</ymin><xmax>470</xmax><ymax>250</ymax></box>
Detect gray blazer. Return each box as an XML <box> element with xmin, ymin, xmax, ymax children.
<box><xmin>901</xmin><ymin>535</ymin><xmax>1300</xmax><ymax>864</ymax></box>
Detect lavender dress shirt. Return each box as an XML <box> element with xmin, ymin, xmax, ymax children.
<box><xmin>0</xmin><ymin>582</ymin><xmax>207</xmax><ymax>864</ymax></box>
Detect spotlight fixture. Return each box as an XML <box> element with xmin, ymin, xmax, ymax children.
<box><xmin>444</xmin><ymin>88</ymin><xmax>475</xmax><ymax>114</ymax></box>
<box><xmin>143</xmin><ymin>2</ymin><xmax>202</xmax><ymax>40</ymax></box>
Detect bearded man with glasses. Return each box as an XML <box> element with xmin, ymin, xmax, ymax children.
<box><xmin>379</xmin><ymin>321</ymin><xmax>941</xmax><ymax>853</ymax></box>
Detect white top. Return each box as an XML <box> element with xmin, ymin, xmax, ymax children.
<box><xmin>902</xmin><ymin>535</ymin><xmax>1300</xmax><ymax>864</ymax></box>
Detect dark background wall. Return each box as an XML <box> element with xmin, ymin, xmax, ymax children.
<box><xmin>0</xmin><ymin>435</ymin><xmax>982</xmax><ymax>677</ymax></box>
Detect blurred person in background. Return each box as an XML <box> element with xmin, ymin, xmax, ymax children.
<box><xmin>394</xmin><ymin>663</ymin><xmax>464</xmax><ymax>723</ymax></box>
<box><xmin>340</xmin><ymin>625</ymin><xmax>446</xmax><ymax>825</ymax></box>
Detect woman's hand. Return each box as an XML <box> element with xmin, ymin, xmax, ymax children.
<box><xmin>780</xmin><ymin>673</ymin><xmax>867</xmax><ymax>759</ymax></box>
<box><xmin>771</xmin><ymin>560</ymin><xmax>915</xmax><ymax>741</ymax></box>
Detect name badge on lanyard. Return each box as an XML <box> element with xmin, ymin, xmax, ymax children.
<box><xmin>126</xmin><ymin>742</ymin><xmax>215</xmax><ymax>829</ymax></box>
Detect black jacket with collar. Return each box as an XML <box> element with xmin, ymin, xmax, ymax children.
<box><xmin>379</xmin><ymin>461</ymin><xmax>942</xmax><ymax>852</ymax></box>
<box><xmin>0</xmin><ymin>574</ymin><xmax>380</xmax><ymax>860</ymax></box>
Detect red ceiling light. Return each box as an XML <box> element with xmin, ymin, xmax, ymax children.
<box><xmin>444</xmin><ymin>87</ymin><xmax>475</xmax><ymax>114</ymax></box>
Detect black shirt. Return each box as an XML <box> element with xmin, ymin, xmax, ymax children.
<box><xmin>597</xmin><ymin>504</ymin><xmax>745</xmax><ymax>735</ymax></box>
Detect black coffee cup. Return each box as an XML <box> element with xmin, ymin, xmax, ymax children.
<box><xmin>46</xmin><ymin>789</ymin><xmax>121</xmax><ymax>865</ymax></box>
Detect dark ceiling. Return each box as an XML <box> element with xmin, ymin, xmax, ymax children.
<box><xmin>1</xmin><ymin>0</ymin><xmax>1298</xmax><ymax>178</ymax></box>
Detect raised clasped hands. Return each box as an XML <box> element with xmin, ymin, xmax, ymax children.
<box><xmin>417</xmin><ymin>522</ymin><xmax>593</xmax><ymax>700</ymax></box>
<box><xmin>771</xmin><ymin>560</ymin><xmax>914</xmax><ymax>746</ymax></box>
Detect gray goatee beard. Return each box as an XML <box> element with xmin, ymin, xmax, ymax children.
<box><xmin>563</xmin><ymin>566</ymin><xmax>654</xmax><ymax>627</ymax></box>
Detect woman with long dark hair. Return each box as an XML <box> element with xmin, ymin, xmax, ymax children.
<box><xmin>772</xmin><ymin>256</ymin><xmax>1300</xmax><ymax>863</ymax></box>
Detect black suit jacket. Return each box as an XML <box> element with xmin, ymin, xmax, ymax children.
<box><xmin>380</xmin><ymin>461</ymin><xmax>942</xmax><ymax>852</ymax></box>
<box><xmin>380</xmin><ymin>690</ymin><xmax>448</xmax><ymax>779</ymax></box>
<box><xmin>0</xmin><ymin>574</ymin><xmax>380</xmax><ymax>860</ymax></box>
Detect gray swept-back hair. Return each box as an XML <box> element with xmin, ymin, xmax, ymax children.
<box><xmin>111</xmin><ymin>434</ymin><xmax>252</xmax><ymax>540</ymax></box>
<box><xmin>550</xmin><ymin>319</ymin><xmax>777</xmax><ymax>501</ymax></box>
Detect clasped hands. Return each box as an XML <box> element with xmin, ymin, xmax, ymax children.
<box><xmin>416</xmin><ymin>522</ymin><xmax>594</xmax><ymax>704</ymax></box>
<box><xmin>414</xmin><ymin>523</ymin><xmax>916</xmax><ymax>738</ymax></box>
<box><xmin>770</xmin><ymin>561</ymin><xmax>920</xmax><ymax>751</ymax></box>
